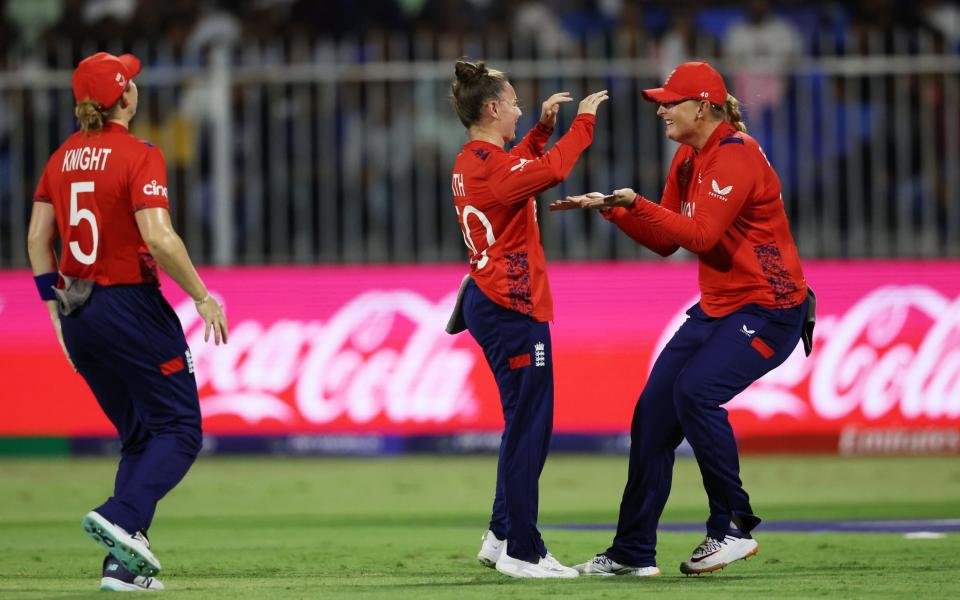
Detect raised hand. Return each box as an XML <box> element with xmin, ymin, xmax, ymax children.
<box><xmin>539</xmin><ymin>92</ymin><xmax>574</xmax><ymax>128</ymax></box>
<box><xmin>577</xmin><ymin>90</ymin><xmax>609</xmax><ymax>116</ymax></box>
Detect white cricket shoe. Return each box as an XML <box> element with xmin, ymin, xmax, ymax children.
<box><xmin>680</xmin><ymin>535</ymin><xmax>759</xmax><ymax>574</ymax></box>
<box><xmin>477</xmin><ymin>530</ymin><xmax>506</xmax><ymax>568</ymax></box>
<box><xmin>495</xmin><ymin>552</ymin><xmax>579</xmax><ymax>578</ymax></box>
<box><xmin>538</xmin><ymin>553</ymin><xmax>580</xmax><ymax>577</ymax></box>
<box><xmin>82</xmin><ymin>511</ymin><xmax>161</xmax><ymax>577</ymax></box>
<box><xmin>574</xmin><ymin>554</ymin><xmax>662</xmax><ymax>577</ymax></box>
<box><xmin>100</xmin><ymin>555</ymin><xmax>165</xmax><ymax>591</ymax></box>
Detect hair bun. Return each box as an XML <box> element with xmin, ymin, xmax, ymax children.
<box><xmin>455</xmin><ymin>59</ymin><xmax>487</xmax><ymax>83</ymax></box>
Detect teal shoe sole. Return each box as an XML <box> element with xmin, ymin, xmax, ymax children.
<box><xmin>82</xmin><ymin>512</ymin><xmax>161</xmax><ymax>577</ymax></box>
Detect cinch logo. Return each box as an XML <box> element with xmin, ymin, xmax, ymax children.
<box><xmin>534</xmin><ymin>342</ymin><xmax>545</xmax><ymax>367</ymax></box>
<box><xmin>709</xmin><ymin>179</ymin><xmax>733</xmax><ymax>201</ymax></box>
<box><xmin>510</xmin><ymin>158</ymin><xmax>532</xmax><ymax>173</ymax></box>
<box><xmin>143</xmin><ymin>179</ymin><xmax>168</xmax><ymax>198</ymax></box>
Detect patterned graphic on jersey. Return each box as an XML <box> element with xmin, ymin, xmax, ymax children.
<box><xmin>138</xmin><ymin>251</ymin><xmax>159</xmax><ymax>285</ymax></box>
<box><xmin>505</xmin><ymin>250</ymin><xmax>532</xmax><ymax>316</ymax></box>
<box><xmin>753</xmin><ymin>242</ymin><xmax>799</xmax><ymax>307</ymax></box>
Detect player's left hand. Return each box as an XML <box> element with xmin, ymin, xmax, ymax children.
<box><xmin>197</xmin><ymin>296</ymin><xmax>229</xmax><ymax>345</ymax></box>
<box><xmin>539</xmin><ymin>92</ymin><xmax>573</xmax><ymax>128</ymax></box>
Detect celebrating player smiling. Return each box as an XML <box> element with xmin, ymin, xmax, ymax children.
<box><xmin>556</xmin><ymin>61</ymin><xmax>814</xmax><ymax>577</ymax></box>
<box><xmin>447</xmin><ymin>58</ymin><xmax>607</xmax><ymax>578</ymax></box>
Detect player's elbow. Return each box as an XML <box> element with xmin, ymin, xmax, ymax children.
<box><xmin>141</xmin><ymin>230</ymin><xmax>180</xmax><ymax>260</ymax></box>
<box><xmin>652</xmin><ymin>244</ymin><xmax>679</xmax><ymax>257</ymax></box>
<box><xmin>685</xmin><ymin>233</ymin><xmax>721</xmax><ymax>254</ymax></box>
<box><xmin>26</xmin><ymin>228</ymin><xmax>54</xmax><ymax>264</ymax></box>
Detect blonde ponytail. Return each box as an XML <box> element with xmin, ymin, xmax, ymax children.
<box><xmin>75</xmin><ymin>99</ymin><xmax>106</xmax><ymax>136</ymax></box>
<box><xmin>724</xmin><ymin>94</ymin><xmax>747</xmax><ymax>133</ymax></box>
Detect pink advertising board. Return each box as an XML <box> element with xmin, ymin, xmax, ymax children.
<box><xmin>2</xmin><ymin>261</ymin><xmax>958</xmax><ymax>453</ymax></box>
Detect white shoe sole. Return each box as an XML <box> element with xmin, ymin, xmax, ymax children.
<box><xmin>575</xmin><ymin>562</ymin><xmax>661</xmax><ymax>577</ymax></box>
<box><xmin>82</xmin><ymin>512</ymin><xmax>161</xmax><ymax>577</ymax></box>
<box><xmin>680</xmin><ymin>540</ymin><xmax>759</xmax><ymax>575</ymax></box>
<box><xmin>496</xmin><ymin>557</ymin><xmax>578</xmax><ymax>578</ymax></box>
<box><xmin>99</xmin><ymin>576</ymin><xmax>163</xmax><ymax>592</ymax></box>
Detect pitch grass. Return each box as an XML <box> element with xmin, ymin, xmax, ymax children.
<box><xmin>1</xmin><ymin>455</ymin><xmax>959</xmax><ymax>598</ymax></box>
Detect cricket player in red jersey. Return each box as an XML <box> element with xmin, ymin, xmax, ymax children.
<box><xmin>555</xmin><ymin>62</ymin><xmax>815</xmax><ymax>577</ymax></box>
<box><xmin>446</xmin><ymin>59</ymin><xmax>607</xmax><ymax>578</ymax></box>
<box><xmin>26</xmin><ymin>52</ymin><xmax>228</xmax><ymax>592</ymax></box>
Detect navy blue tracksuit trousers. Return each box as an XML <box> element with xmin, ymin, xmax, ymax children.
<box><xmin>606</xmin><ymin>298</ymin><xmax>809</xmax><ymax>568</ymax></box>
<box><xmin>61</xmin><ymin>284</ymin><xmax>202</xmax><ymax>535</ymax></box>
<box><xmin>463</xmin><ymin>280</ymin><xmax>553</xmax><ymax>563</ymax></box>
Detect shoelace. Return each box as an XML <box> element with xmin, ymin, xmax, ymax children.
<box><xmin>692</xmin><ymin>537</ymin><xmax>724</xmax><ymax>557</ymax></box>
<box><xmin>594</xmin><ymin>554</ymin><xmax>615</xmax><ymax>567</ymax></box>
<box><xmin>132</xmin><ymin>532</ymin><xmax>150</xmax><ymax>548</ymax></box>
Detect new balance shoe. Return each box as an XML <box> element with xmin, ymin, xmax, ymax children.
<box><xmin>82</xmin><ymin>511</ymin><xmax>161</xmax><ymax>577</ymax></box>
<box><xmin>101</xmin><ymin>555</ymin><xmax>165</xmax><ymax>592</ymax></box>
<box><xmin>477</xmin><ymin>530</ymin><xmax>506</xmax><ymax>568</ymax></box>
<box><xmin>574</xmin><ymin>553</ymin><xmax>661</xmax><ymax>577</ymax></box>
<box><xmin>495</xmin><ymin>552</ymin><xmax>578</xmax><ymax>578</ymax></box>
<box><xmin>679</xmin><ymin>535</ymin><xmax>759</xmax><ymax>574</ymax></box>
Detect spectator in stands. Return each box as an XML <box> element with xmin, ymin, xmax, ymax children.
<box><xmin>722</xmin><ymin>0</ymin><xmax>803</xmax><ymax>151</ymax></box>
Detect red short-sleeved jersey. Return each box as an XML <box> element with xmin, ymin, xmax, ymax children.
<box><xmin>605</xmin><ymin>122</ymin><xmax>807</xmax><ymax>316</ymax></box>
<box><xmin>33</xmin><ymin>122</ymin><xmax>169</xmax><ymax>286</ymax></box>
<box><xmin>452</xmin><ymin>114</ymin><xmax>595</xmax><ymax>322</ymax></box>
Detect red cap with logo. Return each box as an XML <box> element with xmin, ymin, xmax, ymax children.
<box><xmin>642</xmin><ymin>61</ymin><xmax>727</xmax><ymax>106</ymax></box>
<box><xmin>71</xmin><ymin>52</ymin><xmax>141</xmax><ymax>109</ymax></box>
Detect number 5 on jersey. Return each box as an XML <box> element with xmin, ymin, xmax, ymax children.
<box><xmin>70</xmin><ymin>181</ymin><xmax>98</xmax><ymax>265</ymax></box>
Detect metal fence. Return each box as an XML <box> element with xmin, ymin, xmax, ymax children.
<box><xmin>1</xmin><ymin>31</ymin><xmax>959</xmax><ymax>268</ymax></box>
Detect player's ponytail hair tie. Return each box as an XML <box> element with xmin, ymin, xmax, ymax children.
<box><xmin>724</xmin><ymin>94</ymin><xmax>747</xmax><ymax>133</ymax></box>
<box><xmin>75</xmin><ymin>98</ymin><xmax>107</xmax><ymax>136</ymax></box>
<box><xmin>450</xmin><ymin>57</ymin><xmax>508</xmax><ymax>128</ymax></box>
<box><xmin>454</xmin><ymin>60</ymin><xmax>487</xmax><ymax>83</ymax></box>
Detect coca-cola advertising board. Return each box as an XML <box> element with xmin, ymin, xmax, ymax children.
<box><xmin>2</xmin><ymin>262</ymin><xmax>958</xmax><ymax>454</ymax></box>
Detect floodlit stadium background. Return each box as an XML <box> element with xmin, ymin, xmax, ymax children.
<box><xmin>0</xmin><ymin>0</ymin><xmax>958</xmax><ymax>455</ymax></box>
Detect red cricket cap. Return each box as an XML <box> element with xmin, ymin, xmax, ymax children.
<box><xmin>641</xmin><ymin>61</ymin><xmax>727</xmax><ymax>106</ymax></box>
<box><xmin>71</xmin><ymin>52</ymin><xmax>141</xmax><ymax>109</ymax></box>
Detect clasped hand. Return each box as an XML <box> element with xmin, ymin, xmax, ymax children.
<box><xmin>549</xmin><ymin>188</ymin><xmax>636</xmax><ymax>212</ymax></box>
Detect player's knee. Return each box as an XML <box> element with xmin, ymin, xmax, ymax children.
<box><xmin>672</xmin><ymin>376</ymin><xmax>705</xmax><ymax>414</ymax></box>
<box><xmin>179</xmin><ymin>422</ymin><xmax>203</xmax><ymax>457</ymax></box>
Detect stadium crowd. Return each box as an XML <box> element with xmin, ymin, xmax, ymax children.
<box><xmin>0</xmin><ymin>0</ymin><xmax>958</xmax><ymax>68</ymax></box>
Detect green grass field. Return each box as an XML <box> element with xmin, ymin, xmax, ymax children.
<box><xmin>2</xmin><ymin>455</ymin><xmax>959</xmax><ymax>598</ymax></box>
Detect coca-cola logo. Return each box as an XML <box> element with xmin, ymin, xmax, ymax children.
<box><xmin>652</xmin><ymin>287</ymin><xmax>960</xmax><ymax>422</ymax></box>
<box><xmin>174</xmin><ymin>290</ymin><xmax>479</xmax><ymax>426</ymax></box>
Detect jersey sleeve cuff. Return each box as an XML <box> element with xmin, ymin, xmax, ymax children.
<box><xmin>133</xmin><ymin>198</ymin><xmax>170</xmax><ymax>212</ymax></box>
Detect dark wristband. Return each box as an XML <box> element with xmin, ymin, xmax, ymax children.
<box><xmin>34</xmin><ymin>272</ymin><xmax>58</xmax><ymax>301</ymax></box>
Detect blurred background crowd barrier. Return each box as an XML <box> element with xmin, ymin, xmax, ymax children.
<box><xmin>1</xmin><ymin>0</ymin><xmax>958</xmax><ymax>456</ymax></box>
<box><xmin>1</xmin><ymin>0</ymin><xmax>959</xmax><ymax>267</ymax></box>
